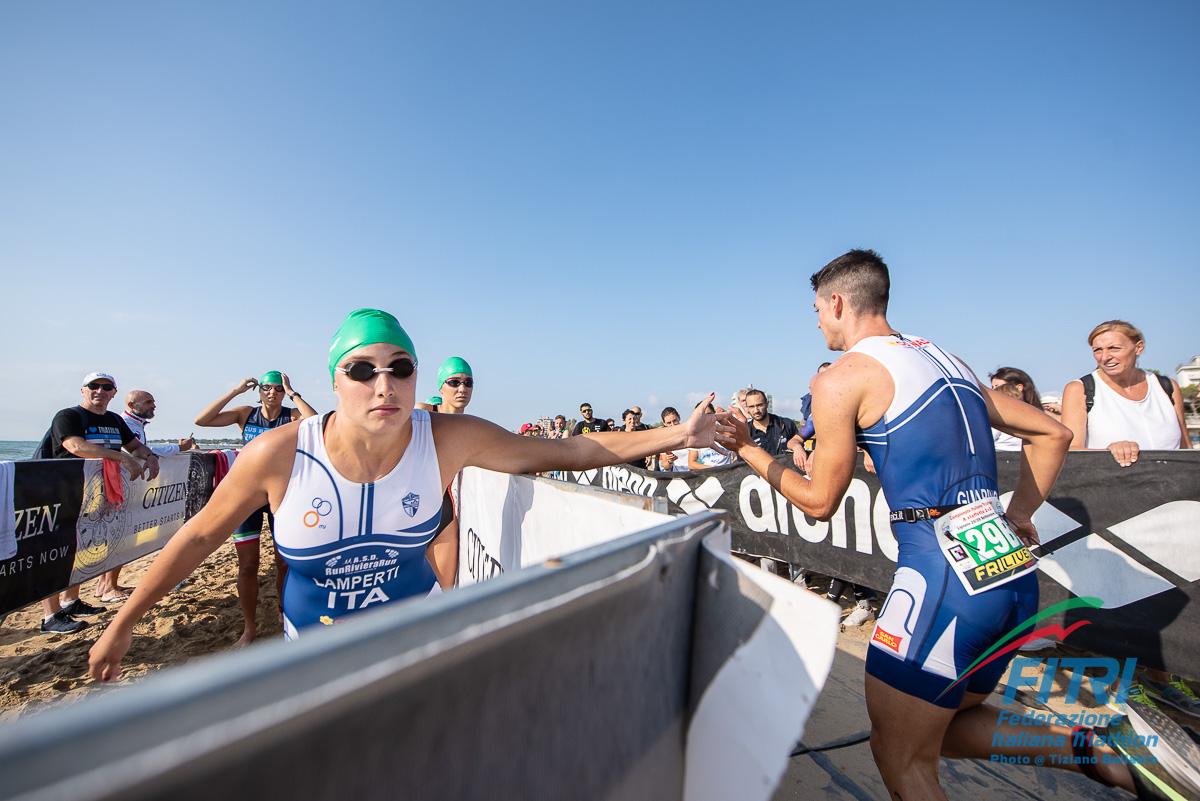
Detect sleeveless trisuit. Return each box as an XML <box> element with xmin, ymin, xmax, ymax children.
<box><xmin>854</xmin><ymin>334</ymin><xmax>1038</xmax><ymax>708</ymax></box>
<box><xmin>272</xmin><ymin>410</ymin><xmax>444</xmax><ymax>640</ymax></box>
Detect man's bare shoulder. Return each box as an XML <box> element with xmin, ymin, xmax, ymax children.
<box><xmin>814</xmin><ymin>353</ymin><xmax>887</xmax><ymax>390</ymax></box>
<box><xmin>813</xmin><ymin>352</ymin><xmax>892</xmax><ymax>426</ymax></box>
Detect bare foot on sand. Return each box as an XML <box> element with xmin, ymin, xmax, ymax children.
<box><xmin>97</xmin><ymin>585</ymin><xmax>134</xmax><ymax>602</ymax></box>
<box><xmin>233</xmin><ymin>628</ymin><xmax>257</xmax><ymax>648</ymax></box>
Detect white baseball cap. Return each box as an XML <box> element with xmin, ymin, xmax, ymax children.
<box><xmin>82</xmin><ymin>371</ymin><xmax>116</xmax><ymax>387</ymax></box>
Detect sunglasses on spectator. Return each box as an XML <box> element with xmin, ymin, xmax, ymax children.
<box><xmin>580</xmin><ymin>407</ymin><xmax>593</xmax><ymax>413</ymax></box>
<box><xmin>337</xmin><ymin>358</ymin><xmax>416</xmax><ymax>382</ymax></box>
<box><xmin>86</xmin><ymin>382</ymin><xmax>115</xmax><ymax>391</ymax></box>
<box><xmin>443</xmin><ymin>377</ymin><xmax>474</xmax><ymax>388</ymax></box>
<box><xmin>260</xmin><ymin>384</ymin><xmax>284</xmax><ymax>393</ymax></box>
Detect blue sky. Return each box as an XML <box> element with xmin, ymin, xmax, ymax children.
<box><xmin>1</xmin><ymin>1</ymin><xmax>1197</xmax><ymax>439</ymax></box>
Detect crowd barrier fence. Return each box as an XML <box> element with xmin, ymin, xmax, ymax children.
<box><xmin>1</xmin><ymin>485</ymin><xmax>839</xmax><ymax>801</ymax></box>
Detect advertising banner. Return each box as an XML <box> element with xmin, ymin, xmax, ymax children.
<box><xmin>1</xmin><ymin>453</ymin><xmax>218</xmax><ymax>616</ymax></box>
<box><xmin>0</xmin><ymin>460</ymin><xmax>85</xmax><ymax>614</ymax></box>
<box><xmin>558</xmin><ymin>451</ymin><xmax>1200</xmax><ymax>673</ymax></box>
<box><xmin>69</xmin><ymin>455</ymin><xmax>195</xmax><ymax>585</ymax></box>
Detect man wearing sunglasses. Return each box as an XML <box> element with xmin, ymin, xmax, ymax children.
<box><xmin>195</xmin><ymin>370</ymin><xmax>318</xmax><ymax>646</ymax></box>
<box><xmin>37</xmin><ymin>372</ymin><xmax>161</xmax><ymax>633</ymax></box>
<box><xmin>90</xmin><ymin>308</ymin><xmax>724</xmax><ymax>676</ymax></box>
<box><xmin>571</xmin><ymin>403</ymin><xmax>609</xmax><ymax>436</ymax></box>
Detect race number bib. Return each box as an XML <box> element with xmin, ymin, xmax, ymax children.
<box><xmin>935</xmin><ymin>497</ymin><xmax>1036</xmax><ymax>596</ymax></box>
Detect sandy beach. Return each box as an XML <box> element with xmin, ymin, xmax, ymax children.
<box><xmin>0</xmin><ymin>537</ymin><xmax>283</xmax><ymax>722</ymax></box>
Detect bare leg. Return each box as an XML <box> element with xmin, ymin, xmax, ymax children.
<box><xmin>41</xmin><ymin>597</ymin><xmax>61</xmax><ymax>617</ymax></box>
<box><xmin>60</xmin><ymin>584</ymin><xmax>80</xmax><ymax>603</ymax></box>
<box><xmin>943</xmin><ymin>690</ymin><xmax>1134</xmax><ymax>792</ymax></box>
<box><xmin>865</xmin><ymin>673</ymin><xmax>956</xmax><ymax>800</ymax></box>
<box><xmin>95</xmin><ymin>566</ymin><xmax>130</xmax><ymax>599</ymax></box>
<box><xmin>233</xmin><ymin>539</ymin><xmax>260</xmax><ymax>647</ymax></box>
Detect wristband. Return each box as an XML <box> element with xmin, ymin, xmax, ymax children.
<box><xmin>290</xmin><ymin>393</ymin><xmax>301</xmax><ymax>400</ymax></box>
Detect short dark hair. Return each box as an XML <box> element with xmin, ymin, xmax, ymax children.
<box><xmin>660</xmin><ymin>406</ymin><xmax>680</xmax><ymax>422</ymax></box>
<box><xmin>809</xmin><ymin>249</ymin><xmax>890</xmax><ymax>315</ymax></box>
<box><xmin>622</xmin><ymin>409</ymin><xmax>635</xmax><ymax>420</ymax></box>
<box><xmin>818</xmin><ymin>361</ymin><xmax>832</xmax><ymax>370</ymax></box>
<box><xmin>745</xmin><ymin>389</ymin><xmax>767</xmax><ymax>403</ymax></box>
<box><xmin>580</xmin><ymin>402</ymin><xmax>592</xmax><ymax>410</ymax></box>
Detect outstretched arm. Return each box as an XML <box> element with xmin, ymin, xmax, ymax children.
<box><xmin>88</xmin><ymin>435</ymin><xmax>285</xmax><ymax>681</ymax></box>
<box><xmin>434</xmin><ymin>393</ymin><xmax>720</xmax><ymax>479</ymax></box>
<box><xmin>195</xmin><ymin>378</ymin><xmax>256</xmax><ymax>428</ymax></box>
<box><xmin>721</xmin><ymin>371</ymin><xmax>859</xmax><ymax>520</ymax></box>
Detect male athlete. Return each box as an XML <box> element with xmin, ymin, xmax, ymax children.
<box><xmin>719</xmin><ymin>251</ymin><xmax>1158</xmax><ymax>798</ymax></box>
<box><xmin>90</xmin><ymin>309</ymin><xmax>722</xmax><ymax>675</ymax></box>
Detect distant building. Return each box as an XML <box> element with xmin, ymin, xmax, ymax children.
<box><xmin>1177</xmin><ymin>355</ymin><xmax>1200</xmax><ymax>388</ymax></box>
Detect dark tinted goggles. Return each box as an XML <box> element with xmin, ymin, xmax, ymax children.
<box><xmin>337</xmin><ymin>358</ymin><xmax>416</xmax><ymax>382</ymax></box>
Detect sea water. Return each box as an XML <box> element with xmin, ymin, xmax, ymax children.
<box><xmin>0</xmin><ymin>441</ymin><xmax>39</xmax><ymax>461</ymax></box>
<box><xmin>0</xmin><ymin>440</ymin><xmax>243</xmax><ymax>462</ymax></box>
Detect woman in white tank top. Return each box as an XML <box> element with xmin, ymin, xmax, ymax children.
<box><xmin>1061</xmin><ymin>319</ymin><xmax>1190</xmax><ymax>467</ymax></box>
<box><xmin>89</xmin><ymin>309</ymin><xmax>725</xmax><ymax>676</ymax></box>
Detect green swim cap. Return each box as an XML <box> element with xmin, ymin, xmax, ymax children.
<box><xmin>437</xmin><ymin>356</ymin><xmax>472</xmax><ymax>387</ymax></box>
<box><xmin>328</xmin><ymin>308</ymin><xmax>418</xmax><ymax>382</ymax></box>
<box><xmin>427</xmin><ymin>395</ymin><xmax>443</xmax><ymax>405</ymax></box>
<box><xmin>259</xmin><ymin>370</ymin><xmax>283</xmax><ymax>386</ymax></box>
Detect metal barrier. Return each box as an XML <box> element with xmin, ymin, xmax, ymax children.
<box><xmin>0</xmin><ymin>513</ymin><xmax>726</xmax><ymax>801</ymax></box>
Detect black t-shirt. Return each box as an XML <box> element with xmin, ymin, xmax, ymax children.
<box><xmin>747</xmin><ymin>413</ymin><xmax>799</xmax><ymax>457</ymax></box>
<box><xmin>49</xmin><ymin>406</ymin><xmax>138</xmax><ymax>459</ymax></box>
<box><xmin>572</xmin><ymin>418</ymin><xmax>610</xmax><ymax>436</ymax></box>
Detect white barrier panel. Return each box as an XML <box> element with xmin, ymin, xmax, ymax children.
<box><xmin>455</xmin><ymin>467</ymin><xmax>840</xmax><ymax>801</ymax></box>
<box><xmin>456</xmin><ymin>466</ymin><xmax>671</xmax><ymax>585</ymax></box>
<box><xmin>685</xmin><ymin>528</ymin><xmax>839</xmax><ymax>801</ymax></box>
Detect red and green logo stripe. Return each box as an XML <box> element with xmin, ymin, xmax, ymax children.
<box><xmin>933</xmin><ymin>596</ymin><xmax>1103</xmax><ymax>702</ymax></box>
